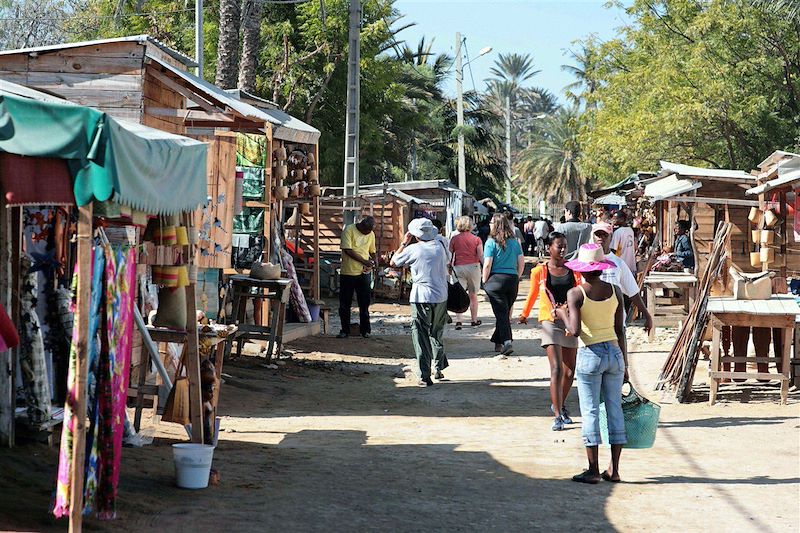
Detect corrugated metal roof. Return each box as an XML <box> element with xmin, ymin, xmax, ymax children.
<box><xmin>746</xmin><ymin>169</ymin><xmax>800</xmax><ymax>195</ymax></box>
<box><xmin>0</xmin><ymin>34</ymin><xmax>197</xmax><ymax>67</ymax></box>
<box><xmin>659</xmin><ymin>161</ymin><xmax>754</xmax><ymax>181</ymax></box>
<box><xmin>644</xmin><ymin>174</ymin><xmax>702</xmax><ymax>201</ymax></box>
<box><xmin>146</xmin><ymin>54</ymin><xmax>266</xmax><ymax>123</ymax></box>
<box><xmin>0</xmin><ymin>79</ymin><xmax>71</xmax><ymax>104</ymax></box>
<box><xmin>757</xmin><ymin>150</ymin><xmax>800</xmax><ymax>169</ymax></box>
<box><xmin>224</xmin><ymin>89</ymin><xmax>320</xmax><ymax>144</ymax></box>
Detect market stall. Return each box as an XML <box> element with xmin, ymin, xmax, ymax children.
<box><xmin>0</xmin><ymin>80</ymin><xmax>208</xmax><ymax>532</ymax></box>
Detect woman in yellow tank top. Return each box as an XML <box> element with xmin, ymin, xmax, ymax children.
<box><xmin>555</xmin><ymin>243</ymin><xmax>628</xmax><ymax>484</ymax></box>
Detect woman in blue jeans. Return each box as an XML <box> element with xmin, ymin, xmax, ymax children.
<box><xmin>556</xmin><ymin>243</ymin><xmax>628</xmax><ymax>484</ymax></box>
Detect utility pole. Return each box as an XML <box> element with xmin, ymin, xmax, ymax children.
<box><xmin>195</xmin><ymin>0</ymin><xmax>204</xmax><ymax>78</ymax></box>
<box><xmin>343</xmin><ymin>0</ymin><xmax>361</xmax><ymax>225</ymax></box>
<box><xmin>455</xmin><ymin>32</ymin><xmax>466</xmax><ymax>193</ymax></box>
<box><xmin>505</xmin><ymin>93</ymin><xmax>512</xmax><ymax>205</ymax></box>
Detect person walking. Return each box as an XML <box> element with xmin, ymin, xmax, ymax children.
<box><xmin>391</xmin><ymin>218</ymin><xmax>450</xmax><ymax>386</ymax></box>
<box><xmin>555</xmin><ymin>243</ymin><xmax>628</xmax><ymax>484</ymax></box>
<box><xmin>483</xmin><ymin>213</ymin><xmax>524</xmax><ymax>355</ymax></box>
<box><xmin>534</xmin><ymin>217</ymin><xmax>548</xmax><ymax>258</ymax></box>
<box><xmin>450</xmin><ymin>216</ymin><xmax>483</xmax><ymax>329</ymax></box>
<box><xmin>555</xmin><ymin>201</ymin><xmax>592</xmax><ymax>258</ymax></box>
<box><xmin>590</xmin><ymin>222</ymin><xmax>654</xmax><ymax>334</ymax></box>
<box><xmin>518</xmin><ymin>232</ymin><xmax>581</xmax><ymax>431</ymax></box>
<box><xmin>337</xmin><ymin>216</ymin><xmax>376</xmax><ymax>339</ymax></box>
<box><xmin>610</xmin><ymin>210</ymin><xmax>637</xmax><ymax>275</ymax></box>
<box><xmin>523</xmin><ymin>216</ymin><xmax>536</xmax><ymax>256</ymax></box>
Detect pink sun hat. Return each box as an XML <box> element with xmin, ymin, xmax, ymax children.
<box><xmin>564</xmin><ymin>243</ymin><xmax>617</xmax><ymax>272</ymax></box>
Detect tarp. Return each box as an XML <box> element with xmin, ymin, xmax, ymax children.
<box><xmin>0</xmin><ymin>88</ymin><xmax>207</xmax><ymax>214</ymax></box>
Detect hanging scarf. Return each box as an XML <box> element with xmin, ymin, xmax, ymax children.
<box><xmin>53</xmin><ymin>249</ymin><xmax>104</xmax><ymax>517</ymax></box>
<box><xmin>18</xmin><ymin>256</ymin><xmax>51</xmax><ymax>427</ymax></box>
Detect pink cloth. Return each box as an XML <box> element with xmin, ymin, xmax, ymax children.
<box><xmin>449</xmin><ymin>232</ymin><xmax>482</xmax><ymax>266</ymax></box>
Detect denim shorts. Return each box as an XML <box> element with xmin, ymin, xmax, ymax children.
<box><xmin>576</xmin><ymin>341</ymin><xmax>627</xmax><ymax>446</ymax></box>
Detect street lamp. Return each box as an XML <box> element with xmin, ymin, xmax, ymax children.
<box><xmin>456</xmin><ymin>34</ymin><xmax>492</xmax><ymax>194</ymax></box>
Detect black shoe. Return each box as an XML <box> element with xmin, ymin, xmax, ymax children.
<box><xmin>418</xmin><ymin>377</ymin><xmax>434</xmax><ymax>387</ymax></box>
<box><xmin>572</xmin><ymin>470</ymin><xmax>601</xmax><ymax>484</ymax></box>
<box><xmin>361</xmin><ymin>332</ymin><xmax>371</xmax><ymax>339</ymax></box>
<box><xmin>337</xmin><ymin>331</ymin><xmax>348</xmax><ymax>338</ymax></box>
<box><xmin>434</xmin><ymin>371</ymin><xmax>444</xmax><ymax>380</ymax></box>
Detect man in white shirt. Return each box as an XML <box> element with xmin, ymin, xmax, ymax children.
<box><xmin>391</xmin><ymin>218</ymin><xmax>450</xmax><ymax>386</ymax></box>
<box><xmin>610</xmin><ymin>210</ymin><xmax>637</xmax><ymax>274</ymax></box>
<box><xmin>591</xmin><ymin>222</ymin><xmax>653</xmax><ymax>333</ymax></box>
<box><xmin>533</xmin><ymin>217</ymin><xmax>548</xmax><ymax>257</ymax></box>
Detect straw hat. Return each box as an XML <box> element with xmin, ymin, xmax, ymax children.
<box><xmin>564</xmin><ymin>243</ymin><xmax>616</xmax><ymax>272</ymax></box>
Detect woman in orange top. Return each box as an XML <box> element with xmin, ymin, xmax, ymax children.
<box><xmin>518</xmin><ymin>231</ymin><xmax>581</xmax><ymax>431</ymax></box>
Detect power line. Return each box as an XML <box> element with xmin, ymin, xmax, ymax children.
<box><xmin>462</xmin><ymin>38</ymin><xmax>478</xmax><ymax>92</ymax></box>
<box><xmin>0</xmin><ymin>7</ymin><xmax>197</xmax><ymax>22</ymax></box>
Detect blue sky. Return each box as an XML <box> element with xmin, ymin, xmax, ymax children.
<box><xmin>393</xmin><ymin>0</ymin><xmax>631</xmax><ymax>102</ymax></box>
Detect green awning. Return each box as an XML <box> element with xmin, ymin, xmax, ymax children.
<box><xmin>0</xmin><ymin>85</ymin><xmax>207</xmax><ymax>214</ymax></box>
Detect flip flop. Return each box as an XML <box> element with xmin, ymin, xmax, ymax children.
<box><xmin>471</xmin><ymin>320</ymin><xmax>482</xmax><ymax>326</ymax></box>
<box><xmin>455</xmin><ymin>322</ymin><xmax>462</xmax><ymax>330</ymax></box>
<box><xmin>601</xmin><ymin>471</ymin><xmax>621</xmax><ymax>483</ymax></box>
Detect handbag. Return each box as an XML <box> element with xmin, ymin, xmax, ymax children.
<box><xmin>162</xmin><ymin>348</ymin><xmax>191</xmax><ymax>425</ymax></box>
<box><xmin>442</xmin><ymin>243</ymin><xmax>470</xmax><ymax>314</ymax></box>
<box><xmin>599</xmin><ymin>382</ymin><xmax>661</xmax><ymax>449</ymax></box>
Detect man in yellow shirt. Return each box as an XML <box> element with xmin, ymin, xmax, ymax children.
<box><xmin>338</xmin><ymin>216</ymin><xmax>377</xmax><ymax>338</ymax></box>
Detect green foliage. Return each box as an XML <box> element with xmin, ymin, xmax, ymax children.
<box><xmin>578</xmin><ymin>0</ymin><xmax>800</xmax><ymax>182</ymax></box>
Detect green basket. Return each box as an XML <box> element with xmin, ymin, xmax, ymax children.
<box><xmin>599</xmin><ymin>382</ymin><xmax>661</xmax><ymax>449</ymax></box>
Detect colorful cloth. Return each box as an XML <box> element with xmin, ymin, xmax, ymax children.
<box><xmin>18</xmin><ymin>256</ymin><xmax>51</xmax><ymax>426</ymax></box>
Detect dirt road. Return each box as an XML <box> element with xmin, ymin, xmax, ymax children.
<box><xmin>1</xmin><ymin>273</ymin><xmax>798</xmax><ymax>532</ymax></box>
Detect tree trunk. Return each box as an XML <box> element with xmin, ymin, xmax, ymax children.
<box><xmin>238</xmin><ymin>0</ymin><xmax>262</xmax><ymax>93</ymax></box>
<box><xmin>215</xmin><ymin>0</ymin><xmax>241</xmax><ymax>90</ymax></box>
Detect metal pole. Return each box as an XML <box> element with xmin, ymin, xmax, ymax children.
<box><xmin>195</xmin><ymin>0</ymin><xmax>204</xmax><ymax>78</ymax></box>
<box><xmin>505</xmin><ymin>93</ymin><xmax>512</xmax><ymax>205</ymax></box>
<box><xmin>343</xmin><ymin>0</ymin><xmax>361</xmax><ymax>225</ymax></box>
<box><xmin>456</xmin><ymin>32</ymin><xmax>466</xmax><ymax>193</ymax></box>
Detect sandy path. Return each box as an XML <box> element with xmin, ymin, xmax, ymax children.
<box><xmin>0</xmin><ymin>267</ymin><xmax>797</xmax><ymax>532</ymax></box>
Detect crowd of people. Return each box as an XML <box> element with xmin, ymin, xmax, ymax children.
<box><xmin>336</xmin><ymin>201</ymin><xmax>660</xmax><ymax>483</ymax></box>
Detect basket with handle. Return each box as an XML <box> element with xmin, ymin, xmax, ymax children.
<box><xmin>599</xmin><ymin>382</ymin><xmax>661</xmax><ymax>449</ymax></box>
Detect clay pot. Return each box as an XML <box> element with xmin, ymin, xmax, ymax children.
<box><xmin>308</xmin><ymin>182</ymin><xmax>321</xmax><ymax>196</ymax></box>
<box><xmin>306</xmin><ymin>169</ymin><xmax>318</xmax><ymax>181</ymax></box>
<box><xmin>251</xmin><ymin>261</ymin><xmax>281</xmax><ymax>280</ymax></box>
<box><xmin>749</xmin><ymin>252</ymin><xmax>761</xmax><ymax>268</ymax></box>
<box><xmin>274</xmin><ymin>165</ymin><xmax>288</xmax><ymax>180</ymax></box>
<box><xmin>307</xmin><ymin>152</ymin><xmax>315</xmax><ymax>166</ymax></box>
<box><xmin>760</xmin><ymin>230</ymin><xmax>775</xmax><ymax>245</ymax></box>
<box><xmin>274</xmin><ymin>186</ymin><xmax>289</xmax><ymax>200</ymax></box>
<box><xmin>760</xmin><ymin>246</ymin><xmax>774</xmax><ymax>264</ymax></box>
<box><xmin>274</xmin><ymin>146</ymin><xmax>287</xmax><ymax>162</ymax></box>
<box><xmin>299</xmin><ymin>202</ymin><xmax>311</xmax><ymax>215</ymax></box>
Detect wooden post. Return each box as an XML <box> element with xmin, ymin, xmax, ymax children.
<box><xmin>69</xmin><ymin>203</ymin><xmax>93</xmax><ymax>533</ymax></box>
<box><xmin>182</xmin><ymin>212</ymin><xmax>204</xmax><ymax>444</ymax></box>
<box><xmin>313</xmin><ymin>142</ymin><xmax>320</xmax><ymax>300</ymax></box>
<box><xmin>0</xmin><ymin>201</ymin><xmax>13</xmax><ymax>447</ymax></box>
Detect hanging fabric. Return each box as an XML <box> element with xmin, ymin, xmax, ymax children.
<box><xmin>280</xmin><ymin>248</ymin><xmax>311</xmax><ymax>322</ymax></box>
<box><xmin>0</xmin><ymin>303</ymin><xmax>19</xmax><ymax>350</ymax></box>
<box><xmin>54</xmin><ymin>251</ymin><xmax>103</xmax><ymax>518</ymax></box>
<box><xmin>18</xmin><ymin>255</ymin><xmax>52</xmax><ymax>426</ymax></box>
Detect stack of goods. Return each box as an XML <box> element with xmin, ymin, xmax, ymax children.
<box><xmin>748</xmin><ymin>207</ymin><xmax>783</xmax><ymax>268</ymax></box>
<box><xmin>140</xmin><ymin>215</ymin><xmax>194</xmax><ymax>330</ymax></box>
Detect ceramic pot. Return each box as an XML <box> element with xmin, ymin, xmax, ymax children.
<box><xmin>306</xmin><ymin>169</ymin><xmax>318</xmax><ymax>181</ymax></box>
<box><xmin>274</xmin><ymin>146</ymin><xmax>287</xmax><ymax>162</ymax></box>
<box><xmin>274</xmin><ymin>165</ymin><xmax>288</xmax><ymax>180</ymax></box>
<box><xmin>299</xmin><ymin>202</ymin><xmax>311</xmax><ymax>215</ymax></box>
<box><xmin>274</xmin><ymin>186</ymin><xmax>289</xmax><ymax>200</ymax></box>
<box><xmin>309</xmin><ymin>182</ymin><xmax>321</xmax><ymax>196</ymax></box>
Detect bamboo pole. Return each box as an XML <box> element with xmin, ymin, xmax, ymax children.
<box><xmin>69</xmin><ymin>203</ymin><xmax>93</xmax><ymax>533</ymax></box>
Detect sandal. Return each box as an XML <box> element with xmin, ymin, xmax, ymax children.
<box><xmin>455</xmin><ymin>322</ymin><xmax>462</xmax><ymax>330</ymax></box>
<box><xmin>571</xmin><ymin>470</ymin><xmax>601</xmax><ymax>484</ymax></box>
<box><xmin>471</xmin><ymin>320</ymin><xmax>482</xmax><ymax>326</ymax></box>
<box><xmin>601</xmin><ymin>470</ymin><xmax>621</xmax><ymax>483</ymax></box>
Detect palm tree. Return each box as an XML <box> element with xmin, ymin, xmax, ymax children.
<box><xmin>561</xmin><ymin>44</ymin><xmax>599</xmax><ymax>106</ymax></box>
<box><xmin>516</xmin><ymin>107</ymin><xmax>588</xmax><ymax>204</ymax></box>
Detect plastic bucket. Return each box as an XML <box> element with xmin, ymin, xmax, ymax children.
<box><xmin>308</xmin><ymin>303</ymin><xmax>321</xmax><ymax>322</ymax></box>
<box><xmin>172</xmin><ymin>443</ymin><xmax>215</xmax><ymax>489</ymax></box>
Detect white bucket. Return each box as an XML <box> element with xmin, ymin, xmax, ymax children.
<box><xmin>172</xmin><ymin>443</ymin><xmax>215</xmax><ymax>489</ymax></box>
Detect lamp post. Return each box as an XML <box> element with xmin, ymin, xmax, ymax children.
<box><xmin>455</xmin><ymin>35</ymin><xmax>491</xmax><ymax>193</ymax></box>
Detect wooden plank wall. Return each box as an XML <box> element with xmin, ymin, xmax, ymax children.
<box><xmin>141</xmin><ymin>64</ymin><xmax>185</xmax><ymax>134</ymax></box>
<box><xmin>314</xmin><ymin>197</ymin><xmax>406</xmax><ymax>261</ymax></box>
<box><xmin>193</xmin><ymin>134</ymin><xmax>237</xmax><ymax>269</ymax></box>
<box><xmin>0</xmin><ymin>42</ymin><xmax>146</xmax><ymax>123</ymax></box>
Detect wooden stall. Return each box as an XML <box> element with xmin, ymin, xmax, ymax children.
<box><xmin>0</xmin><ymin>80</ymin><xmax>209</xmax><ymax>532</ymax></box>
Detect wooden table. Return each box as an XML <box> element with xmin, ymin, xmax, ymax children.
<box><xmin>226</xmin><ymin>276</ymin><xmax>292</xmax><ymax>362</ymax></box>
<box><xmin>707</xmin><ymin>295</ymin><xmax>799</xmax><ymax>405</ymax></box>
<box><xmin>644</xmin><ymin>272</ymin><xmax>698</xmax><ymax>341</ymax></box>
<box><xmin>135</xmin><ymin>323</ymin><xmax>237</xmax><ymax>444</ymax></box>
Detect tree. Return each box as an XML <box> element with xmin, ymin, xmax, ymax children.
<box><xmin>215</xmin><ymin>0</ymin><xmax>241</xmax><ymax>89</ymax></box>
<box><xmin>238</xmin><ymin>0</ymin><xmax>261</xmax><ymax>92</ymax></box>
<box><xmin>516</xmin><ymin>107</ymin><xmax>588</xmax><ymax>204</ymax></box>
<box><xmin>579</xmin><ymin>0</ymin><xmax>800</xmax><ymax>182</ymax></box>
<box><xmin>561</xmin><ymin>42</ymin><xmax>600</xmax><ymax>106</ymax></box>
